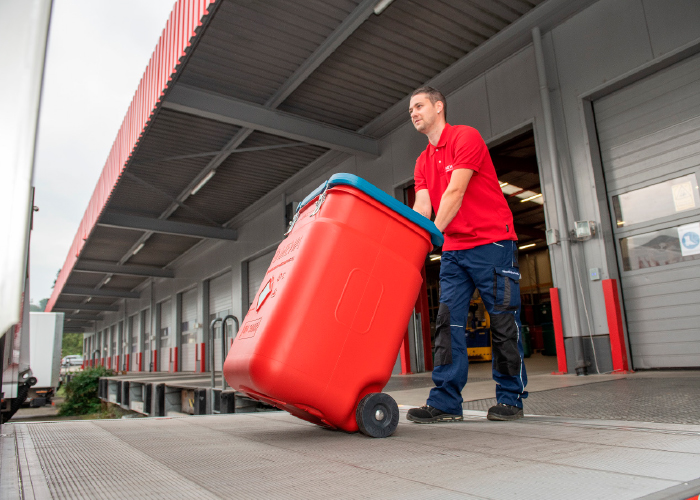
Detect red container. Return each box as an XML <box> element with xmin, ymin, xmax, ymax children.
<box><xmin>223</xmin><ymin>174</ymin><xmax>442</xmax><ymax>437</ymax></box>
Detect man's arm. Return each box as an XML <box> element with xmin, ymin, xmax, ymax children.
<box><xmin>433</xmin><ymin>169</ymin><xmax>473</xmax><ymax>232</ymax></box>
<box><xmin>413</xmin><ymin>189</ymin><xmax>432</xmax><ymax>218</ymax></box>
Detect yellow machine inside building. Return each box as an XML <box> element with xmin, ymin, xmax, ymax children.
<box><xmin>466</xmin><ymin>294</ymin><xmax>492</xmax><ymax>362</ymax></box>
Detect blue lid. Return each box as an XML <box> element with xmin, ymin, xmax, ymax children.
<box><xmin>297</xmin><ymin>173</ymin><xmax>443</xmax><ymax>246</ymax></box>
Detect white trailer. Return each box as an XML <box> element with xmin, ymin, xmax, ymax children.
<box><xmin>27</xmin><ymin>313</ymin><xmax>64</xmax><ymax>406</ymax></box>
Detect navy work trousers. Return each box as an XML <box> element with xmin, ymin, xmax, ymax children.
<box><xmin>427</xmin><ymin>240</ymin><xmax>528</xmax><ymax>415</ymax></box>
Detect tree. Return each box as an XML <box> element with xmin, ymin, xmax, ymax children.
<box><xmin>62</xmin><ymin>332</ymin><xmax>83</xmax><ymax>357</ymax></box>
<box><xmin>29</xmin><ymin>298</ymin><xmax>49</xmax><ymax>312</ymax></box>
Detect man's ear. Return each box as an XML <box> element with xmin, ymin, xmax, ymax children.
<box><xmin>436</xmin><ymin>100</ymin><xmax>444</xmax><ymax>114</ymax></box>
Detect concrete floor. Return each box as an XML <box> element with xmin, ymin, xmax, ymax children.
<box><xmin>2</xmin><ymin>359</ymin><xmax>700</xmax><ymax>499</ymax></box>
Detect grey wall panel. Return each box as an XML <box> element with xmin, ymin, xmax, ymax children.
<box><xmin>389</xmin><ymin>122</ymin><xmax>426</xmax><ymax>187</ymax></box>
<box><xmin>446</xmin><ymin>75</ymin><xmax>491</xmax><ymax>140</ymax></box>
<box><xmin>643</xmin><ymin>0</ymin><xmax>700</xmax><ymax>58</ymax></box>
<box><xmin>484</xmin><ymin>47</ymin><xmax>540</xmax><ymax>138</ymax></box>
<box><xmin>552</xmin><ymin>0</ymin><xmax>653</xmax><ymax>95</ymax></box>
<box><xmin>356</xmin><ymin>136</ymin><xmax>394</xmax><ymax>197</ymax></box>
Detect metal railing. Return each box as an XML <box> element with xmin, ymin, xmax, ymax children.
<box><xmin>209</xmin><ymin>315</ymin><xmax>239</xmax><ymax>391</ymax></box>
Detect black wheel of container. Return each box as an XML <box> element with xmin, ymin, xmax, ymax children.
<box><xmin>356</xmin><ymin>392</ymin><xmax>399</xmax><ymax>438</ymax></box>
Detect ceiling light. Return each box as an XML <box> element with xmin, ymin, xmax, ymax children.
<box><xmin>132</xmin><ymin>242</ymin><xmax>145</xmax><ymax>255</ymax></box>
<box><xmin>501</xmin><ymin>184</ymin><xmax>522</xmax><ymax>195</ymax></box>
<box><xmin>429</xmin><ymin>254</ymin><xmax>442</xmax><ymax>261</ymax></box>
<box><xmin>104</xmin><ymin>276</ymin><xmax>111</xmax><ymax>284</ymax></box>
<box><xmin>191</xmin><ymin>170</ymin><xmax>216</xmax><ymax>195</ymax></box>
<box><xmin>373</xmin><ymin>0</ymin><xmax>394</xmax><ymax>15</ymax></box>
<box><xmin>499</xmin><ymin>181</ymin><xmax>509</xmax><ymax>187</ymax></box>
<box><xmin>75</xmin><ymin>310</ymin><xmax>81</xmax><ymax>314</ymax></box>
<box><xmin>86</xmin><ymin>297</ymin><xmax>92</xmax><ymax>303</ymax></box>
<box><xmin>519</xmin><ymin>243</ymin><xmax>536</xmax><ymax>250</ymax></box>
<box><xmin>520</xmin><ymin>193</ymin><xmax>543</xmax><ymax>203</ymax></box>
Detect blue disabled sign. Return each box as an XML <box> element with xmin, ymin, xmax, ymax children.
<box><xmin>678</xmin><ymin>223</ymin><xmax>700</xmax><ymax>256</ymax></box>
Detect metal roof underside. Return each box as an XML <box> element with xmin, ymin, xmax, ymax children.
<box><xmin>55</xmin><ymin>0</ymin><xmax>549</xmax><ymax>331</ymax></box>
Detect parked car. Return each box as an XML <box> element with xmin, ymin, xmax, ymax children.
<box><xmin>61</xmin><ymin>355</ymin><xmax>83</xmax><ymax>366</ymax></box>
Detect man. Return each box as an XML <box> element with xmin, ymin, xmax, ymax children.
<box><xmin>407</xmin><ymin>87</ymin><xmax>527</xmax><ymax>422</ymax></box>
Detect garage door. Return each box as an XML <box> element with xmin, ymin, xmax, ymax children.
<box><xmin>129</xmin><ymin>314</ymin><xmax>139</xmax><ymax>371</ymax></box>
<box><xmin>142</xmin><ymin>309</ymin><xmax>151</xmax><ymax>372</ymax></box>
<box><xmin>248</xmin><ymin>250</ymin><xmax>276</xmax><ymax>309</ymax></box>
<box><xmin>594</xmin><ymin>53</ymin><xmax>700</xmax><ymax>368</ymax></box>
<box><xmin>159</xmin><ymin>300</ymin><xmax>172</xmax><ymax>372</ymax></box>
<box><xmin>209</xmin><ymin>272</ymin><xmax>232</xmax><ymax>370</ymax></box>
<box><xmin>181</xmin><ymin>288</ymin><xmax>198</xmax><ymax>372</ymax></box>
<box><xmin>111</xmin><ymin>325</ymin><xmax>117</xmax><ymax>370</ymax></box>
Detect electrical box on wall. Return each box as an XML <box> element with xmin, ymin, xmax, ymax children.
<box><xmin>574</xmin><ymin>221</ymin><xmax>596</xmax><ymax>240</ymax></box>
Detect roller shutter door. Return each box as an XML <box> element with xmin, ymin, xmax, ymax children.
<box><xmin>594</xmin><ymin>53</ymin><xmax>700</xmax><ymax>368</ymax></box>
<box><xmin>129</xmin><ymin>314</ymin><xmax>139</xmax><ymax>371</ymax></box>
<box><xmin>209</xmin><ymin>272</ymin><xmax>232</xmax><ymax>370</ymax></box>
<box><xmin>181</xmin><ymin>288</ymin><xmax>198</xmax><ymax>372</ymax></box>
<box><xmin>247</xmin><ymin>250</ymin><xmax>276</xmax><ymax>308</ymax></box>
<box><xmin>111</xmin><ymin>325</ymin><xmax>117</xmax><ymax>369</ymax></box>
<box><xmin>159</xmin><ymin>300</ymin><xmax>172</xmax><ymax>372</ymax></box>
<box><xmin>142</xmin><ymin>309</ymin><xmax>151</xmax><ymax>372</ymax></box>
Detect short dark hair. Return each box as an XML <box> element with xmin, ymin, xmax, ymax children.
<box><xmin>411</xmin><ymin>86</ymin><xmax>447</xmax><ymax>120</ymax></box>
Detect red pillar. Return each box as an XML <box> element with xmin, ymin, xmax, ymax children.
<box><xmin>550</xmin><ymin>288</ymin><xmax>568</xmax><ymax>375</ymax></box>
<box><xmin>138</xmin><ymin>352</ymin><xmax>143</xmax><ymax>372</ymax></box>
<box><xmin>602</xmin><ymin>279</ymin><xmax>632</xmax><ymax>373</ymax></box>
<box><xmin>153</xmin><ymin>350</ymin><xmax>158</xmax><ymax>371</ymax></box>
<box><xmin>125</xmin><ymin>354</ymin><xmax>130</xmax><ymax>373</ymax></box>
<box><xmin>399</xmin><ymin>329</ymin><xmax>412</xmax><ymax>375</ymax></box>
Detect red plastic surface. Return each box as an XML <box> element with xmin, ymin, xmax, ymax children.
<box><xmin>224</xmin><ymin>185</ymin><xmax>433</xmax><ymax>432</ymax></box>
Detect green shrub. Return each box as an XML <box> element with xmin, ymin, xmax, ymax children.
<box><xmin>58</xmin><ymin>366</ymin><xmax>114</xmax><ymax>416</ymax></box>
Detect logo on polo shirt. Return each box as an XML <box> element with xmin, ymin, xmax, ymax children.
<box><xmin>445</xmin><ymin>164</ymin><xmax>453</xmax><ymax>172</ymax></box>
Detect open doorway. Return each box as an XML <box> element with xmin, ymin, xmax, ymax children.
<box><xmin>490</xmin><ymin>128</ymin><xmax>558</xmax><ymax>373</ymax></box>
<box><xmin>405</xmin><ymin>127</ymin><xmax>558</xmax><ymax>375</ymax></box>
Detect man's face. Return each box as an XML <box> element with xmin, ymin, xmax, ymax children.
<box><xmin>409</xmin><ymin>93</ymin><xmax>442</xmax><ymax>134</ymax></box>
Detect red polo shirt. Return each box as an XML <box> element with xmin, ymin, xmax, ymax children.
<box><xmin>414</xmin><ymin>123</ymin><xmax>517</xmax><ymax>251</ymax></box>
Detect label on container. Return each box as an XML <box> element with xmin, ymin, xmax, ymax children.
<box><xmin>239</xmin><ymin>318</ymin><xmax>262</xmax><ymax>339</ymax></box>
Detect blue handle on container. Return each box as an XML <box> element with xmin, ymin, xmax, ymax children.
<box><xmin>297</xmin><ymin>173</ymin><xmax>443</xmax><ymax>247</ymax></box>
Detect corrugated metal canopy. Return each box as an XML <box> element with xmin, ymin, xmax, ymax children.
<box><xmin>50</xmin><ymin>0</ymin><xmax>556</xmax><ymax>330</ymax></box>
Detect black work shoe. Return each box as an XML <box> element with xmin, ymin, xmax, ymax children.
<box><xmin>487</xmin><ymin>403</ymin><xmax>524</xmax><ymax>421</ymax></box>
<box><xmin>407</xmin><ymin>405</ymin><xmax>463</xmax><ymax>423</ymax></box>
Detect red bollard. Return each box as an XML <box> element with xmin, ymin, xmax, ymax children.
<box><xmin>550</xmin><ymin>288</ymin><xmax>568</xmax><ymax>375</ymax></box>
<box><xmin>602</xmin><ymin>279</ymin><xmax>632</xmax><ymax>373</ymax></box>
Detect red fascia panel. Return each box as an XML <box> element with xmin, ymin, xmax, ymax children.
<box><xmin>46</xmin><ymin>0</ymin><xmax>216</xmax><ymax>312</ymax></box>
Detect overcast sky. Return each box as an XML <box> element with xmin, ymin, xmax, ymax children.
<box><xmin>31</xmin><ymin>0</ymin><xmax>176</xmax><ymax>305</ymax></box>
